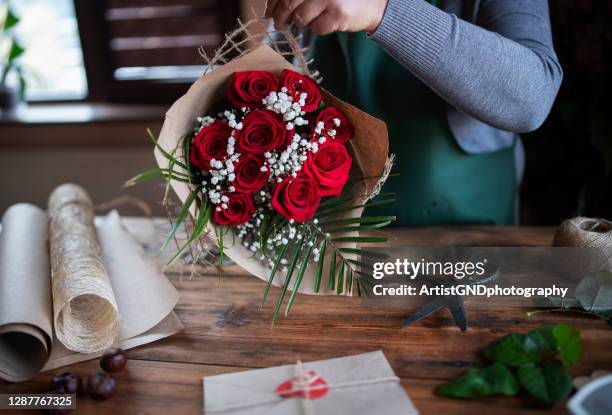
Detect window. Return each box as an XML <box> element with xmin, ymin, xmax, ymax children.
<box><xmin>11</xmin><ymin>0</ymin><xmax>88</xmax><ymax>101</ymax></box>
<box><xmin>74</xmin><ymin>0</ymin><xmax>240</xmax><ymax>103</ymax></box>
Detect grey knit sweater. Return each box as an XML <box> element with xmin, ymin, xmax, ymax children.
<box><xmin>368</xmin><ymin>0</ymin><xmax>563</xmax><ymax>154</ymax></box>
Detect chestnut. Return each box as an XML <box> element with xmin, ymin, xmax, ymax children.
<box><xmin>100</xmin><ymin>348</ymin><xmax>127</xmax><ymax>373</ymax></box>
<box><xmin>50</xmin><ymin>371</ymin><xmax>83</xmax><ymax>395</ymax></box>
<box><xmin>87</xmin><ymin>371</ymin><xmax>117</xmax><ymax>401</ymax></box>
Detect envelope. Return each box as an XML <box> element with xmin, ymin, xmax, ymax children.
<box><xmin>203</xmin><ymin>351</ymin><xmax>418</xmax><ymax>415</ymax></box>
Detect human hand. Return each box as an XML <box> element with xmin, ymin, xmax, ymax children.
<box><xmin>265</xmin><ymin>0</ymin><xmax>388</xmax><ymax>35</ymax></box>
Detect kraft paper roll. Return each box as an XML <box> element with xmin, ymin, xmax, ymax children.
<box><xmin>48</xmin><ymin>184</ymin><xmax>119</xmax><ymax>353</ymax></box>
<box><xmin>0</xmin><ymin>203</ymin><xmax>53</xmax><ymax>382</ymax></box>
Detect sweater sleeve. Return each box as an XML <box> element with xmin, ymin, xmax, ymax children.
<box><xmin>369</xmin><ymin>0</ymin><xmax>563</xmax><ymax>133</ymax></box>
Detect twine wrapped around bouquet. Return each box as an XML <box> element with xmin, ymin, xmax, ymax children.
<box><xmin>48</xmin><ymin>184</ymin><xmax>119</xmax><ymax>353</ymax></box>
<box><xmin>155</xmin><ymin>19</ymin><xmax>390</xmax><ymax>295</ymax></box>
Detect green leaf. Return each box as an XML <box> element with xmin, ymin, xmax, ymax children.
<box><xmin>3</xmin><ymin>8</ymin><xmax>19</xmax><ymax>30</ymax></box>
<box><xmin>218</xmin><ymin>226</ymin><xmax>224</xmax><ymax>266</ymax></box>
<box><xmin>527</xmin><ymin>326</ymin><xmax>559</xmax><ymax>357</ymax></box>
<box><xmin>437</xmin><ymin>363</ymin><xmax>519</xmax><ymax>399</ymax></box>
<box><xmin>147</xmin><ymin>128</ymin><xmax>188</xmax><ymax>170</ymax></box>
<box><xmin>331</xmin><ymin>236</ymin><xmax>388</xmax><ymax>243</ymax></box>
<box><xmin>325</xmin><ymin>220</ymin><xmax>393</xmax><ymax>233</ymax></box>
<box><xmin>483</xmin><ymin>334</ymin><xmax>541</xmax><ymax>367</ymax></box>
<box><xmin>328</xmin><ymin>249</ymin><xmax>337</xmax><ymax>291</ymax></box>
<box><xmin>576</xmin><ymin>270</ymin><xmax>612</xmax><ymax>312</ymax></box>
<box><xmin>165</xmin><ymin>199</ymin><xmax>212</xmax><ymax>266</ymax></box>
<box><xmin>181</xmin><ymin>134</ymin><xmax>192</xmax><ymax>181</ymax></box>
<box><xmin>346</xmin><ymin>266</ymin><xmax>353</xmax><ymax>294</ymax></box>
<box><xmin>124</xmin><ymin>167</ymin><xmax>192</xmax><ymax>187</ymax></box>
<box><xmin>8</xmin><ymin>40</ymin><xmax>24</xmax><ymax>63</ymax></box>
<box><xmin>552</xmin><ymin>324</ymin><xmax>582</xmax><ymax>366</ymax></box>
<box><xmin>336</xmin><ymin>261</ymin><xmax>345</xmax><ymax>294</ymax></box>
<box><xmin>314</xmin><ymin>239</ymin><xmax>327</xmax><ymax>293</ymax></box>
<box><xmin>262</xmin><ymin>240</ymin><xmax>291</xmax><ymax>307</ymax></box>
<box><xmin>285</xmin><ymin>234</ymin><xmax>316</xmax><ymax>316</ymax></box>
<box><xmin>272</xmin><ymin>236</ymin><xmax>304</xmax><ymax>323</ymax></box>
<box><xmin>316</xmin><ymin>197</ymin><xmax>395</xmax><ymax>218</ymax></box>
<box><xmin>517</xmin><ymin>362</ymin><xmax>572</xmax><ymax>405</ymax></box>
<box><xmin>319</xmin><ymin>216</ymin><xmax>396</xmax><ymax>227</ymax></box>
<box><xmin>158</xmin><ymin>187</ymin><xmax>200</xmax><ymax>255</ymax></box>
<box><xmin>337</xmin><ymin>248</ymin><xmax>389</xmax><ymax>259</ymax></box>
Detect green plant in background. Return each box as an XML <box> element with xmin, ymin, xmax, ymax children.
<box><xmin>0</xmin><ymin>2</ymin><xmax>26</xmax><ymax>99</ymax></box>
<box><xmin>438</xmin><ymin>324</ymin><xmax>582</xmax><ymax>406</ymax></box>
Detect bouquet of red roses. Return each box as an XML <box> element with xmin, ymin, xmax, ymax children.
<box><xmin>128</xmin><ymin>42</ymin><xmax>393</xmax><ymax>321</ymax></box>
<box><xmin>193</xmin><ymin>68</ymin><xmax>354</xmax><ymax>229</ymax></box>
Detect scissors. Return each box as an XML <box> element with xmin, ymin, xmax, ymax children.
<box><xmin>400</xmin><ymin>259</ymin><xmax>499</xmax><ymax>332</ymax></box>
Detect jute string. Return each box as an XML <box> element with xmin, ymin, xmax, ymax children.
<box><xmin>48</xmin><ymin>184</ymin><xmax>119</xmax><ymax>353</ymax></box>
<box><xmin>553</xmin><ymin>217</ymin><xmax>612</xmax><ymax>249</ymax></box>
<box><xmin>206</xmin><ymin>354</ymin><xmax>400</xmax><ymax>413</ymax></box>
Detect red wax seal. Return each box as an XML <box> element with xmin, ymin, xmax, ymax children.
<box><xmin>276</xmin><ymin>370</ymin><xmax>329</xmax><ymax>399</ymax></box>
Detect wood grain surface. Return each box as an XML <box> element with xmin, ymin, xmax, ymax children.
<box><xmin>1</xmin><ymin>219</ymin><xmax>611</xmax><ymax>415</ymax></box>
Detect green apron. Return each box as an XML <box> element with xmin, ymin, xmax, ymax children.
<box><xmin>314</xmin><ymin>32</ymin><xmax>517</xmax><ymax>226</ymax></box>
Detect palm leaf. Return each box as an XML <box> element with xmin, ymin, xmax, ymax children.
<box><xmin>331</xmin><ymin>236</ymin><xmax>388</xmax><ymax>243</ymax></box>
<box><xmin>285</xmin><ymin>234</ymin><xmax>316</xmax><ymax>316</ymax></box>
<box><xmin>272</xmin><ymin>236</ymin><xmax>305</xmax><ymax>323</ymax></box>
<box><xmin>319</xmin><ymin>215</ymin><xmax>395</xmax><ymax>227</ymax></box>
<box><xmin>328</xmin><ymin>249</ymin><xmax>337</xmax><ymax>291</ymax></box>
<box><xmin>336</xmin><ymin>261</ymin><xmax>345</xmax><ymax>294</ymax></box>
<box><xmin>314</xmin><ymin>239</ymin><xmax>327</xmax><ymax>293</ymax></box>
<box><xmin>262</xmin><ymin>240</ymin><xmax>291</xmax><ymax>306</ymax></box>
<box><xmin>325</xmin><ymin>220</ymin><xmax>394</xmax><ymax>233</ymax></box>
<box><xmin>337</xmin><ymin>248</ymin><xmax>388</xmax><ymax>259</ymax></box>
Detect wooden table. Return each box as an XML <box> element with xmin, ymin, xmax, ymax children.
<box><xmin>2</xmin><ymin>220</ymin><xmax>612</xmax><ymax>415</ymax></box>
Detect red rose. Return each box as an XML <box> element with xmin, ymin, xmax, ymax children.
<box><xmin>227</xmin><ymin>71</ymin><xmax>279</xmax><ymax>109</ymax></box>
<box><xmin>190</xmin><ymin>120</ymin><xmax>232</xmax><ymax>171</ymax></box>
<box><xmin>213</xmin><ymin>192</ymin><xmax>256</xmax><ymax>226</ymax></box>
<box><xmin>233</xmin><ymin>155</ymin><xmax>269</xmax><ymax>194</ymax></box>
<box><xmin>272</xmin><ymin>177</ymin><xmax>321</xmax><ymax>222</ymax></box>
<box><xmin>236</xmin><ymin>109</ymin><xmax>289</xmax><ymax>154</ymax></box>
<box><xmin>302</xmin><ymin>142</ymin><xmax>352</xmax><ymax>196</ymax></box>
<box><xmin>280</xmin><ymin>69</ymin><xmax>322</xmax><ymax>112</ymax></box>
<box><xmin>312</xmin><ymin>107</ymin><xmax>354</xmax><ymax>144</ymax></box>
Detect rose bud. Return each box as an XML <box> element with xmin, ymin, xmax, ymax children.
<box><xmin>100</xmin><ymin>348</ymin><xmax>128</xmax><ymax>373</ymax></box>
<box><xmin>227</xmin><ymin>70</ymin><xmax>279</xmax><ymax>109</ymax></box>
<box><xmin>236</xmin><ymin>109</ymin><xmax>288</xmax><ymax>154</ymax></box>
<box><xmin>213</xmin><ymin>192</ymin><xmax>256</xmax><ymax>226</ymax></box>
<box><xmin>232</xmin><ymin>155</ymin><xmax>269</xmax><ymax>194</ymax></box>
<box><xmin>272</xmin><ymin>177</ymin><xmax>321</xmax><ymax>222</ymax></box>
<box><xmin>280</xmin><ymin>69</ymin><xmax>322</xmax><ymax>112</ymax></box>
<box><xmin>51</xmin><ymin>371</ymin><xmax>83</xmax><ymax>395</ymax></box>
<box><xmin>312</xmin><ymin>107</ymin><xmax>354</xmax><ymax>144</ymax></box>
<box><xmin>190</xmin><ymin>120</ymin><xmax>232</xmax><ymax>171</ymax></box>
<box><xmin>87</xmin><ymin>371</ymin><xmax>117</xmax><ymax>401</ymax></box>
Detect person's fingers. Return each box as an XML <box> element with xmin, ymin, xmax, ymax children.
<box><xmin>264</xmin><ymin>0</ymin><xmax>280</xmax><ymax>18</ymax></box>
<box><xmin>273</xmin><ymin>0</ymin><xmax>306</xmax><ymax>30</ymax></box>
<box><xmin>309</xmin><ymin>10</ymin><xmax>338</xmax><ymax>35</ymax></box>
<box><xmin>292</xmin><ymin>0</ymin><xmax>327</xmax><ymax>28</ymax></box>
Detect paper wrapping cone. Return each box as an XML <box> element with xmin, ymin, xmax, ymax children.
<box><xmin>155</xmin><ymin>45</ymin><xmax>388</xmax><ymax>295</ymax></box>
<box><xmin>0</xmin><ymin>204</ymin><xmax>52</xmax><ymax>382</ymax></box>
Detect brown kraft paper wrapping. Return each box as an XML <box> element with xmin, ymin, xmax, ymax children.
<box><xmin>155</xmin><ymin>44</ymin><xmax>389</xmax><ymax>295</ymax></box>
<box><xmin>0</xmin><ymin>203</ymin><xmax>53</xmax><ymax>382</ymax></box>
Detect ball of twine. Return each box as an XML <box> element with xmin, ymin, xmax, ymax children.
<box><xmin>553</xmin><ymin>217</ymin><xmax>612</xmax><ymax>249</ymax></box>
<box><xmin>48</xmin><ymin>184</ymin><xmax>119</xmax><ymax>353</ymax></box>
